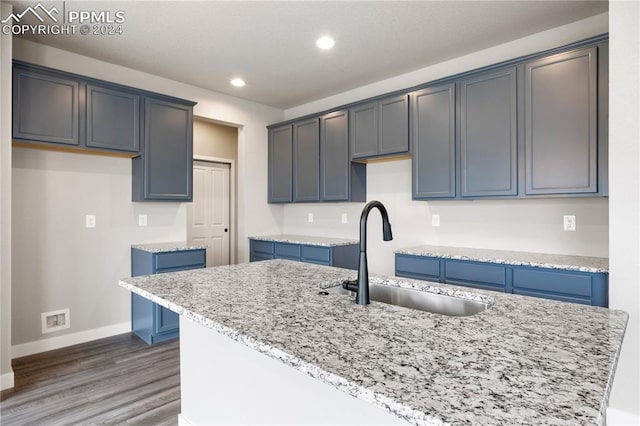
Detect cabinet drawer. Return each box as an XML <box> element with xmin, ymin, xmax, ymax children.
<box><xmin>251</xmin><ymin>240</ymin><xmax>274</xmax><ymax>254</ymax></box>
<box><xmin>155</xmin><ymin>250</ymin><xmax>205</xmax><ymax>271</ymax></box>
<box><xmin>445</xmin><ymin>261</ymin><xmax>506</xmax><ymax>290</ymax></box>
<box><xmin>301</xmin><ymin>245</ymin><xmax>331</xmax><ymax>265</ymax></box>
<box><xmin>512</xmin><ymin>268</ymin><xmax>591</xmax><ymax>297</ymax></box>
<box><xmin>275</xmin><ymin>243</ymin><xmax>301</xmax><ymax>259</ymax></box>
<box><xmin>395</xmin><ymin>255</ymin><xmax>440</xmax><ymax>280</ymax></box>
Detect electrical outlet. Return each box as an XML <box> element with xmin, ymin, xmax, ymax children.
<box><xmin>138</xmin><ymin>214</ymin><xmax>148</xmax><ymax>227</ymax></box>
<box><xmin>307</xmin><ymin>213</ymin><xmax>314</xmax><ymax>223</ymax></box>
<box><xmin>432</xmin><ymin>214</ymin><xmax>441</xmax><ymax>227</ymax></box>
<box><xmin>341</xmin><ymin>213</ymin><xmax>348</xmax><ymax>224</ymax></box>
<box><xmin>85</xmin><ymin>215</ymin><xmax>96</xmax><ymax>228</ymax></box>
<box><xmin>563</xmin><ymin>215</ymin><xmax>576</xmax><ymax>231</ymax></box>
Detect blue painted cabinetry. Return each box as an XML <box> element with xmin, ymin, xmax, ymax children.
<box><xmin>131</xmin><ymin>247</ymin><xmax>206</xmax><ymax>345</ymax></box>
<box><xmin>13</xmin><ymin>64</ymin><xmax>80</xmax><ymax>146</ymax></box>
<box><xmin>395</xmin><ymin>253</ymin><xmax>608</xmax><ymax>307</ymax></box>
<box><xmin>350</xmin><ymin>94</ymin><xmax>409</xmax><ymax>160</ymax></box>
<box><xmin>249</xmin><ymin>239</ymin><xmax>359</xmax><ymax>270</ymax></box>
<box><xmin>86</xmin><ymin>83</ymin><xmax>140</xmax><ymax>153</ymax></box>
<box><xmin>132</xmin><ymin>97</ymin><xmax>195</xmax><ymax>201</ymax></box>
<box><xmin>268</xmin><ymin>112</ymin><xmax>365</xmax><ymax>204</ymax></box>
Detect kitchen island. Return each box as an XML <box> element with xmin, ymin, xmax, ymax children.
<box><xmin>119</xmin><ymin>259</ymin><xmax>627</xmax><ymax>425</ymax></box>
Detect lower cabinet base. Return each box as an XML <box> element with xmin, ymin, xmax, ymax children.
<box><xmin>395</xmin><ymin>254</ymin><xmax>608</xmax><ymax>307</ymax></box>
<box><xmin>131</xmin><ymin>293</ymin><xmax>179</xmax><ymax>345</ymax></box>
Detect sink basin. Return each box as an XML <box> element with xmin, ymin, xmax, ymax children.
<box><xmin>328</xmin><ymin>282</ymin><xmax>489</xmax><ymax>316</ymax></box>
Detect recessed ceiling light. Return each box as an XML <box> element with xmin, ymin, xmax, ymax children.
<box><xmin>230</xmin><ymin>78</ymin><xmax>246</xmax><ymax>87</ymax></box>
<box><xmin>316</xmin><ymin>36</ymin><xmax>335</xmax><ymax>50</ymax></box>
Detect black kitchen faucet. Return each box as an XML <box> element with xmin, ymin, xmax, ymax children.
<box><xmin>343</xmin><ymin>200</ymin><xmax>393</xmax><ymax>305</ymax></box>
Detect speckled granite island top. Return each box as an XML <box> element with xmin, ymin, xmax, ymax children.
<box><xmin>249</xmin><ymin>234</ymin><xmax>359</xmax><ymax>247</ymax></box>
<box><xmin>119</xmin><ymin>260</ymin><xmax>626</xmax><ymax>425</ymax></box>
<box><xmin>131</xmin><ymin>241</ymin><xmax>207</xmax><ymax>253</ymax></box>
<box><xmin>396</xmin><ymin>245</ymin><xmax>609</xmax><ymax>273</ymax></box>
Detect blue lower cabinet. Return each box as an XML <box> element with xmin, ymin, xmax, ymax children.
<box><xmin>249</xmin><ymin>239</ymin><xmax>358</xmax><ymax>270</ymax></box>
<box><xmin>395</xmin><ymin>253</ymin><xmax>608</xmax><ymax>307</ymax></box>
<box><xmin>131</xmin><ymin>247</ymin><xmax>206</xmax><ymax>344</ymax></box>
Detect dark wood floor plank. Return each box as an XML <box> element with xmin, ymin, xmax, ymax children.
<box><xmin>0</xmin><ymin>333</ymin><xmax>180</xmax><ymax>426</ymax></box>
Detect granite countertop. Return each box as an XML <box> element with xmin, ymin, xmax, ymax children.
<box><xmin>131</xmin><ymin>241</ymin><xmax>207</xmax><ymax>253</ymax></box>
<box><xmin>396</xmin><ymin>245</ymin><xmax>609</xmax><ymax>273</ymax></box>
<box><xmin>119</xmin><ymin>260</ymin><xmax>627</xmax><ymax>425</ymax></box>
<box><xmin>250</xmin><ymin>234</ymin><xmax>359</xmax><ymax>247</ymax></box>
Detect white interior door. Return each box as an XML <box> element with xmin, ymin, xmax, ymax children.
<box><xmin>188</xmin><ymin>161</ymin><xmax>230</xmax><ymax>267</ymax></box>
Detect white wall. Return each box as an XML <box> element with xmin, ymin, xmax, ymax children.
<box><xmin>0</xmin><ymin>2</ymin><xmax>14</xmax><ymax>390</ymax></box>
<box><xmin>283</xmin><ymin>160</ymin><xmax>608</xmax><ymax>276</ymax></box>
<box><xmin>281</xmin><ymin>14</ymin><xmax>611</xmax><ymax>276</ymax></box>
<box><xmin>608</xmin><ymin>1</ymin><xmax>640</xmax><ymax>424</ymax></box>
<box><xmin>10</xmin><ymin>39</ymin><xmax>283</xmax><ymax>352</ymax></box>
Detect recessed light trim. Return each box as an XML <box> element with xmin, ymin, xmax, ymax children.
<box><xmin>230</xmin><ymin>78</ymin><xmax>246</xmax><ymax>87</ymax></box>
<box><xmin>316</xmin><ymin>36</ymin><xmax>335</xmax><ymax>50</ymax></box>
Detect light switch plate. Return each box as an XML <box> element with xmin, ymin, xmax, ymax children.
<box><xmin>85</xmin><ymin>215</ymin><xmax>96</xmax><ymax>228</ymax></box>
<box><xmin>138</xmin><ymin>214</ymin><xmax>148</xmax><ymax>227</ymax></box>
<box><xmin>431</xmin><ymin>214</ymin><xmax>440</xmax><ymax>227</ymax></box>
<box><xmin>341</xmin><ymin>213</ymin><xmax>348</xmax><ymax>224</ymax></box>
<box><xmin>307</xmin><ymin>213</ymin><xmax>314</xmax><ymax>223</ymax></box>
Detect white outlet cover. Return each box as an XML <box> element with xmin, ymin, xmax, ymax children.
<box><xmin>138</xmin><ymin>214</ymin><xmax>148</xmax><ymax>227</ymax></box>
<box><xmin>341</xmin><ymin>213</ymin><xmax>348</xmax><ymax>224</ymax></box>
<box><xmin>85</xmin><ymin>215</ymin><xmax>96</xmax><ymax>228</ymax></box>
<box><xmin>308</xmin><ymin>213</ymin><xmax>314</xmax><ymax>223</ymax></box>
<box><xmin>432</xmin><ymin>214</ymin><xmax>441</xmax><ymax>227</ymax></box>
<box><xmin>563</xmin><ymin>215</ymin><xmax>576</xmax><ymax>231</ymax></box>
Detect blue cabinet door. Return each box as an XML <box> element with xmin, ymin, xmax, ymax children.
<box><xmin>459</xmin><ymin>67</ymin><xmax>518</xmax><ymax>197</ymax></box>
<box><xmin>268</xmin><ymin>125</ymin><xmax>293</xmax><ymax>203</ymax></box>
<box><xmin>86</xmin><ymin>84</ymin><xmax>140</xmax><ymax>153</ymax></box>
<box><xmin>13</xmin><ymin>65</ymin><xmax>79</xmax><ymax>146</ymax></box>
<box><xmin>133</xmin><ymin>97</ymin><xmax>194</xmax><ymax>201</ymax></box>
<box><xmin>320</xmin><ymin>110</ymin><xmax>366</xmax><ymax>202</ymax></box>
<box><xmin>411</xmin><ymin>84</ymin><xmax>456</xmax><ymax>199</ymax></box>
<box><xmin>378</xmin><ymin>94</ymin><xmax>409</xmax><ymax>155</ymax></box>
<box><xmin>293</xmin><ymin>118</ymin><xmax>320</xmax><ymax>202</ymax></box>
<box><xmin>131</xmin><ymin>248</ymin><xmax>205</xmax><ymax>345</ymax></box>
<box><xmin>524</xmin><ymin>46</ymin><xmax>598</xmax><ymax>195</ymax></box>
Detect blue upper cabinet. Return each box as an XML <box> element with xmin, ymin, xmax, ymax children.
<box><xmin>320</xmin><ymin>110</ymin><xmax>366</xmax><ymax>202</ymax></box>
<box><xmin>459</xmin><ymin>67</ymin><xmax>518</xmax><ymax>197</ymax></box>
<box><xmin>293</xmin><ymin>118</ymin><xmax>320</xmax><ymax>202</ymax></box>
<box><xmin>411</xmin><ymin>84</ymin><xmax>456</xmax><ymax>199</ymax></box>
<box><xmin>268</xmin><ymin>124</ymin><xmax>293</xmax><ymax>203</ymax></box>
<box><xmin>132</xmin><ymin>97</ymin><xmax>194</xmax><ymax>201</ymax></box>
<box><xmin>13</xmin><ymin>64</ymin><xmax>80</xmax><ymax>146</ymax></box>
<box><xmin>86</xmin><ymin>84</ymin><xmax>140</xmax><ymax>153</ymax></box>
<box><xmin>350</xmin><ymin>94</ymin><xmax>409</xmax><ymax>160</ymax></box>
<box><xmin>524</xmin><ymin>46</ymin><xmax>598</xmax><ymax>195</ymax></box>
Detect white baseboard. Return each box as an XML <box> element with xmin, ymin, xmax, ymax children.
<box><xmin>1</xmin><ymin>370</ymin><xmax>14</xmax><ymax>391</ymax></box>
<box><xmin>11</xmin><ymin>321</ymin><xmax>131</xmax><ymax>359</ymax></box>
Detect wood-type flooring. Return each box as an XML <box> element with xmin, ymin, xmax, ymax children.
<box><xmin>0</xmin><ymin>333</ymin><xmax>180</xmax><ymax>425</ymax></box>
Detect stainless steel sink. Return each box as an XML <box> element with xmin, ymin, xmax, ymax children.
<box><xmin>328</xmin><ymin>282</ymin><xmax>489</xmax><ymax>316</ymax></box>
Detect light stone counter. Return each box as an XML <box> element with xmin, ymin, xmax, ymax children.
<box><xmin>131</xmin><ymin>241</ymin><xmax>207</xmax><ymax>253</ymax></box>
<box><xmin>396</xmin><ymin>245</ymin><xmax>608</xmax><ymax>273</ymax></box>
<box><xmin>249</xmin><ymin>234</ymin><xmax>359</xmax><ymax>247</ymax></box>
<box><xmin>119</xmin><ymin>259</ymin><xmax>626</xmax><ymax>425</ymax></box>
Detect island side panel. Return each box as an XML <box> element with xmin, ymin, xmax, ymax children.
<box><xmin>178</xmin><ymin>316</ymin><xmax>407</xmax><ymax>425</ymax></box>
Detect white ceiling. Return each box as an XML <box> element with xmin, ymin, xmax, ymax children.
<box><xmin>10</xmin><ymin>1</ymin><xmax>608</xmax><ymax>109</ymax></box>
